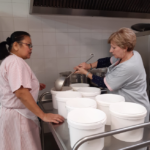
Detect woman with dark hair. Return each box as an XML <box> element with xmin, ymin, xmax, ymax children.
<box><xmin>0</xmin><ymin>31</ymin><xmax>64</xmax><ymax>150</ymax></box>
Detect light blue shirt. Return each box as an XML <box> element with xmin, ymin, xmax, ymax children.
<box><xmin>105</xmin><ymin>50</ymin><xmax>149</xmax><ymax>122</ymax></box>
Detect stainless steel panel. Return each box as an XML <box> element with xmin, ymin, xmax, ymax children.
<box><xmin>135</xmin><ymin>35</ymin><xmax>150</xmax><ymax>94</ymax></box>
<box><xmin>136</xmin><ymin>31</ymin><xmax>150</xmax><ymax>37</ymax></box>
<box><xmin>30</xmin><ymin>0</ymin><xmax>150</xmax><ymax>18</ymax></box>
<box><xmin>29</xmin><ymin>0</ymin><xmax>34</xmax><ymax>14</ymax></box>
<box><xmin>30</xmin><ymin>6</ymin><xmax>150</xmax><ymax>18</ymax></box>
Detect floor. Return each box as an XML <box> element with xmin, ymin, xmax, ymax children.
<box><xmin>44</xmin><ymin>133</ymin><xmax>59</xmax><ymax>150</ymax></box>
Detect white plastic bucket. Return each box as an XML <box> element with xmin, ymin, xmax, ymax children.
<box><xmin>96</xmin><ymin>94</ymin><xmax>125</xmax><ymax>125</ymax></box>
<box><xmin>109</xmin><ymin>102</ymin><xmax>147</xmax><ymax>142</ymax></box>
<box><xmin>56</xmin><ymin>92</ymin><xmax>82</xmax><ymax>119</ymax></box>
<box><xmin>66</xmin><ymin>98</ymin><xmax>97</xmax><ymax>115</ymax></box>
<box><xmin>67</xmin><ymin>108</ymin><xmax>106</xmax><ymax>150</ymax></box>
<box><xmin>50</xmin><ymin>86</ymin><xmax>72</xmax><ymax>109</ymax></box>
<box><xmin>77</xmin><ymin>87</ymin><xmax>101</xmax><ymax>100</ymax></box>
<box><xmin>70</xmin><ymin>83</ymin><xmax>89</xmax><ymax>91</ymax></box>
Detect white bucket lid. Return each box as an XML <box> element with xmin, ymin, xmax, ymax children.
<box><xmin>70</xmin><ymin>83</ymin><xmax>89</xmax><ymax>87</ymax></box>
<box><xmin>67</xmin><ymin>108</ymin><xmax>106</xmax><ymax>129</ymax></box>
<box><xmin>56</xmin><ymin>92</ymin><xmax>82</xmax><ymax>102</ymax></box>
<box><xmin>50</xmin><ymin>86</ymin><xmax>72</xmax><ymax>94</ymax></box>
<box><xmin>96</xmin><ymin>94</ymin><xmax>125</xmax><ymax>106</ymax></box>
<box><xmin>66</xmin><ymin>98</ymin><xmax>97</xmax><ymax>109</ymax></box>
<box><xmin>109</xmin><ymin>102</ymin><xmax>147</xmax><ymax>119</ymax></box>
<box><xmin>77</xmin><ymin>87</ymin><xmax>101</xmax><ymax>96</ymax></box>
<box><xmin>70</xmin><ymin>83</ymin><xmax>89</xmax><ymax>91</ymax></box>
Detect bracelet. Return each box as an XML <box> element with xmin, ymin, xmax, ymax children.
<box><xmin>86</xmin><ymin>72</ymin><xmax>90</xmax><ymax>77</ymax></box>
<box><xmin>89</xmin><ymin>63</ymin><xmax>92</xmax><ymax>70</ymax></box>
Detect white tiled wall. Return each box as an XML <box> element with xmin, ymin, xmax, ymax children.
<box><xmin>0</xmin><ymin>0</ymin><xmax>150</xmax><ymax>95</ymax></box>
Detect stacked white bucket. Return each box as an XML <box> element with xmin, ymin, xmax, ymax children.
<box><xmin>66</xmin><ymin>98</ymin><xmax>97</xmax><ymax>115</ymax></box>
<box><xmin>95</xmin><ymin>94</ymin><xmax>125</xmax><ymax>125</ymax></box>
<box><xmin>50</xmin><ymin>86</ymin><xmax>72</xmax><ymax>109</ymax></box>
<box><xmin>109</xmin><ymin>102</ymin><xmax>147</xmax><ymax>142</ymax></box>
<box><xmin>52</xmin><ymin>84</ymin><xmax>106</xmax><ymax>150</ymax></box>
<box><xmin>68</xmin><ymin>108</ymin><xmax>106</xmax><ymax>150</ymax></box>
<box><xmin>51</xmin><ymin>83</ymin><xmax>147</xmax><ymax>148</ymax></box>
<box><xmin>70</xmin><ymin>83</ymin><xmax>89</xmax><ymax>91</ymax></box>
<box><xmin>77</xmin><ymin>87</ymin><xmax>101</xmax><ymax>100</ymax></box>
<box><xmin>56</xmin><ymin>92</ymin><xmax>82</xmax><ymax>119</ymax></box>
<box><xmin>96</xmin><ymin>94</ymin><xmax>147</xmax><ymax>142</ymax></box>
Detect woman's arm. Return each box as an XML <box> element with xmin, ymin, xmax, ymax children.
<box><xmin>78</xmin><ymin>61</ymin><xmax>98</xmax><ymax>70</ymax></box>
<box><xmin>75</xmin><ymin>67</ymin><xmax>107</xmax><ymax>88</ymax></box>
<box><xmin>77</xmin><ymin>57</ymin><xmax>111</xmax><ymax>70</ymax></box>
<box><xmin>97</xmin><ymin>57</ymin><xmax>111</xmax><ymax>68</ymax></box>
<box><xmin>15</xmin><ymin>86</ymin><xmax>64</xmax><ymax>123</ymax></box>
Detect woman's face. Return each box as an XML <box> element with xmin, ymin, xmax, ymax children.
<box><xmin>110</xmin><ymin>42</ymin><xmax>127</xmax><ymax>59</ymax></box>
<box><xmin>17</xmin><ymin>36</ymin><xmax>32</xmax><ymax>59</ymax></box>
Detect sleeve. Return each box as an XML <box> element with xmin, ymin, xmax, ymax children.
<box><xmin>104</xmin><ymin>66</ymin><xmax>132</xmax><ymax>91</ymax></box>
<box><xmin>92</xmin><ymin>75</ymin><xmax>107</xmax><ymax>88</ymax></box>
<box><xmin>7</xmin><ymin>59</ymin><xmax>32</xmax><ymax>92</ymax></box>
<box><xmin>96</xmin><ymin>57</ymin><xmax>111</xmax><ymax>68</ymax></box>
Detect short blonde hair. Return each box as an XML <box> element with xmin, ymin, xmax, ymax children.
<box><xmin>108</xmin><ymin>28</ymin><xmax>136</xmax><ymax>51</ymax></box>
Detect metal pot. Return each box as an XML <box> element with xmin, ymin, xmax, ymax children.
<box><xmin>59</xmin><ymin>71</ymin><xmax>87</xmax><ymax>86</ymax></box>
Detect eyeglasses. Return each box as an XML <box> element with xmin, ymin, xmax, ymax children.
<box><xmin>18</xmin><ymin>42</ymin><xmax>33</xmax><ymax>49</ymax></box>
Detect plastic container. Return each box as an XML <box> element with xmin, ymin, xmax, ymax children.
<box><xmin>77</xmin><ymin>87</ymin><xmax>101</xmax><ymax>100</ymax></box>
<box><xmin>109</xmin><ymin>102</ymin><xmax>147</xmax><ymax>142</ymax></box>
<box><xmin>66</xmin><ymin>98</ymin><xmax>97</xmax><ymax>115</ymax></box>
<box><xmin>96</xmin><ymin>94</ymin><xmax>125</xmax><ymax>125</ymax></box>
<box><xmin>70</xmin><ymin>83</ymin><xmax>89</xmax><ymax>91</ymax></box>
<box><xmin>56</xmin><ymin>92</ymin><xmax>82</xmax><ymax>119</ymax></box>
<box><xmin>67</xmin><ymin>108</ymin><xmax>106</xmax><ymax>150</ymax></box>
<box><xmin>50</xmin><ymin>86</ymin><xmax>72</xmax><ymax>109</ymax></box>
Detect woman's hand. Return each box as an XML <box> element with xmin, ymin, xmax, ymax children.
<box><xmin>42</xmin><ymin>113</ymin><xmax>64</xmax><ymax>124</ymax></box>
<box><xmin>74</xmin><ymin>66</ymin><xmax>93</xmax><ymax>79</ymax></box>
<box><xmin>77</xmin><ymin>62</ymin><xmax>90</xmax><ymax>70</ymax></box>
<box><xmin>40</xmin><ymin>83</ymin><xmax>46</xmax><ymax>91</ymax></box>
<box><xmin>74</xmin><ymin>66</ymin><xmax>88</xmax><ymax>75</ymax></box>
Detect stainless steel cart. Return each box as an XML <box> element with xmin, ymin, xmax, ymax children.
<box><xmin>39</xmin><ymin>92</ymin><xmax>150</xmax><ymax>150</ymax></box>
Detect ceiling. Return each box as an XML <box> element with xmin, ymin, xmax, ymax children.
<box><xmin>30</xmin><ymin>0</ymin><xmax>150</xmax><ymax>18</ymax></box>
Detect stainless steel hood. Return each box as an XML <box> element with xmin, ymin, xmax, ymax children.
<box><xmin>30</xmin><ymin>0</ymin><xmax>150</xmax><ymax>19</ymax></box>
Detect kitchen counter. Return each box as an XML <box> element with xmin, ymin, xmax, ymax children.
<box><xmin>39</xmin><ymin>101</ymin><xmax>150</xmax><ymax>150</ymax></box>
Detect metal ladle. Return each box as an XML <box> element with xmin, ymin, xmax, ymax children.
<box><xmin>54</xmin><ymin>54</ymin><xmax>94</xmax><ymax>91</ymax></box>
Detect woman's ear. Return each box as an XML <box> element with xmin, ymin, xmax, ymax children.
<box><xmin>12</xmin><ymin>42</ymin><xmax>19</xmax><ymax>52</ymax></box>
<box><xmin>124</xmin><ymin>47</ymin><xmax>128</xmax><ymax>52</ymax></box>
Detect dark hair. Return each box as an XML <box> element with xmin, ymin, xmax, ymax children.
<box><xmin>0</xmin><ymin>31</ymin><xmax>30</xmax><ymax>60</ymax></box>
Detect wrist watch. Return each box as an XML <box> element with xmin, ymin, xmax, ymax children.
<box><xmin>86</xmin><ymin>72</ymin><xmax>90</xmax><ymax>77</ymax></box>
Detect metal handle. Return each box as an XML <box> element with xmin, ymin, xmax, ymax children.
<box><xmin>73</xmin><ymin>122</ymin><xmax>150</xmax><ymax>150</ymax></box>
<box><xmin>39</xmin><ymin>91</ymin><xmax>51</xmax><ymax>103</ymax></box>
<box><xmin>66</xmin><ymin>70</ymin><xmax>77</xmax><ymax>79</ymax></box>
<box><xmin>67</xmin><ymin>54</ymin><xmax>94</xmax><ymax>78</ymax></box>
<box><xmin>38</xmin><ymin>92</ymin><xmax>52</xmax><ymax>112</ymax></box>
<box><xmin>85</xmin><ymin>53</ymin><xmax>94</xmax><ymax>63</ymax></box>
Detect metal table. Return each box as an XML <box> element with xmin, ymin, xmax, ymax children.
<box><xmin>39</xmin><ymin>92</ymin><xmax>150</xmax><ymax>150</ymax></box>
